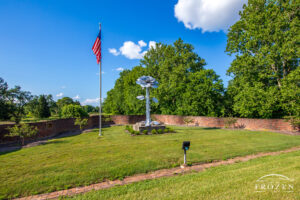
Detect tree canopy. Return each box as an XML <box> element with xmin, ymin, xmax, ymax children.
<box><xmin>103</xmin><ymin>39</ymin><xmax>225</xmax><ymax>116</ymax></box>
<box><xmin>25</xmin><ymin>95</ymin><xmax>54</xmax><ymax>118</ymax></box>
<box><xmin>1</xmin><ymin>1</ymin><xmax>299</xmax><ymax>121</ymax></box>
<box><xmin>0</xmin><ymin>78</ymin><xmax>10</xmax><ymax>120</ymax></box>
<box><xmin>226</xmin><ymin>0</ymin><xmax>299</xmax><ymax>118</ymax></box>
<box><xmin>61</xmin><ymin>104</ymin><xmax>89</xmax><ymax>118</ymax></box>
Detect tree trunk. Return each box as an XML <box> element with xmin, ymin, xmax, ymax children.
<box><xmin>271</xmin><ymin>63</ymin><xmax>281</xmax><ymax>88</ymax></box>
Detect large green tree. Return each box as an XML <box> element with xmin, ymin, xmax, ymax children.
<box><xmin>61</xmin><ymin>104</ymin><xmax>88</xmax><ymax>118</ymax></box>
<box><xmin>0</xmin><ymin>78</ymin><xmax>10</xmax><ymax>120</ymax></box>
<box><xmin>26</xmin><ymin>95</ymin><xmax>54</xmax><ymax>118</ymax></box>
<box><xmin>6</xmin><ymin>86</ymin><xmax>32</xmax><ymax>123</ymax></box>
<box><xmin>103</xmin><ymin>67</ymin><xmax>146</xmax><ymax>115</ymax></box>
<box><xmin>56</xmin><ymin>97</ymin><xmax>80</xmax><ymax>116</ymax></box>
<box><xmin>83</xmin><ymin>105</ymin><xmax>99</xmax><ymax>113</ymax></box>
<box><xmin>226</xmin><ymin>0</ymin><xmax>299</xmax><ymax>118</ymax></box>
<box><xmin>281</xmin><ymin>67</ymin><xmax>300</xmax><ymax>116</ymax></box>
<box><xmin>103</xmin><ymin>39</ymin><xmax>225</xmax><ymax>116</ymax></box>
<box><xmin>0</xmin><ymin>77</ymin><xmax>33</xmax><ymax>122</ymax></box>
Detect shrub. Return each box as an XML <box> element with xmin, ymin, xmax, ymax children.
<box><xmin>6</xmin><ymin>124</ymin><xmax>38</xmax><ymax>146</ymax></box>
<box><xmin>134</xmin><ymin>131</ymin><xmax>140</xmax><ymax>135</ymax></box>
<box><xmin>183</xmin><ymin>117</ymin><xmax>194</xmax><ymax>125</ymax></box>
<box><xmin>224</xmin><ymin>117</ymin><xmax>237</xmax><ymax>128</ymax></box>
<box><xmin>151</xmin><ymin>129</ymin><xmax>157</xmax><ymax>134</ymax></box>
<box><xmin>157</xmin><ymin>129</ymin><xmax>163</xmax><ymax>134</ymax></box>
<box><xmin>103</xmin><ymin>115</ymin><xmax>112</xmax><ymax>122</ymax></box>
<box><xmin>125</xmin><ymin>126</ymin><xmax>137</xmax><ymax>135</ymax></box>
<box><xmin>61</xmin><ymin>105</ymin><xmax>88</xmax><ymax>118</ymax></box>
<box><xmin>129</xmin><ymin>128</ymin><xmax>135</xmax><ymax>134</ymax></box>
<box><xmin>75</xmin><ymin>118</ymin><xmax>88</xmax><ymax>130</ymax></box>
<box><xmin>165</xmin><ymin>127</ymin><xmax>175</xmax><ymax>133</ymax></box>
<box><xmin>143</xmin><ymin>130</ymin><xmax>148</xmax><ymax>134</ymax></box>
<box><xmin>284</xmin><ymin>116</ymin><xmax>300</xmax><ymax>131</ymax></box>
<box><xmin>164</xmin><ymin>128</ymin><xmax>169</xmax><ymax>133</ymax></box>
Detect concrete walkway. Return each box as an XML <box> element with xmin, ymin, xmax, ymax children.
<box><xmin>16</xmin><ymin>146</ymin><xmax>300</xmax><ymax>200</ymax></box>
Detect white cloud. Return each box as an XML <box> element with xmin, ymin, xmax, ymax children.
<box><xmin>82</xmin><ymin>98</ymin><xmax>101</xmax><ymax>105</ymax></box>
<box><xmin>174</xmin><ymin>0</ymin><xmax>247</xmax><ymax>32</ymax></box>
<box><xmin>56</xmin><ymin>92</ymin><xmax>64</xmax><ymax>97</ymax></box>
<box><xmin>119</xmin><ymin>41</ymin><xmax>147</xmax><ymax>59</ymax></box>
<box><xmin>149</xmin><ymin>41</ymin><xmax>157</xmax><ymax>49</ymax></box>
<box><xmin>116</xmin><ymin>67</ymin><xmax>124</xmax><ymax>71</ymax></box>
<box><xmin>73</xmin><ymin>95</ymin><xmax>80</xmax><ymax>100</ymax></box>
<box><xmin>108</xmin><ymin>48</ymin><xmax>120</xmax><ymax>56</ymax></box>
<box><xmin>110</xmin><ymin>40</ymin><xmax>157</xmax><ymax>59</ymax></box>
<box><xmin>138</xmin><ymin>40</ymin><xmax>147</xmax><ymax>47</ymax></box>
<box><xmin>96</xmin><ymin>71</ymin><xmax>105</xmax><ymax>75</ymax></box>
<box><xmin>61</xmin><ymin>86</ymin><xmax>66</xmax><ymax>89</ymax></box>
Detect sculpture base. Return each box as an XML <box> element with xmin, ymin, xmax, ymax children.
<box><xmin>133</xmin><ymin>121</ymin><xmax>165</xmax><ymax>133</ymax></box>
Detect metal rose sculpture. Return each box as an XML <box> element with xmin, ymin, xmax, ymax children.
<box><xmin>136</xmin><ymin>76</ymin><xmax>159</xmax><ymax>126</ymax></box>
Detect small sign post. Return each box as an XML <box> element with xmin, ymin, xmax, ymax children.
<box><xmin>182</xmin><ymin>141</ymin><xmax>190</xmax><ymax>167</ymax></box>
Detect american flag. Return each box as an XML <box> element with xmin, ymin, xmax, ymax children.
<box><xmin>92</xmin><ymin>29</ymin><xmax>101</xmax><ymax>64</ymax></box>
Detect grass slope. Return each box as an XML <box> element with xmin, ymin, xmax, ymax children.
<box><xmin>0</xmin><ymin>126</ymin><xmax>299</xmax><ymax>199</ymax></box>
<box><xmin>67</xmin><ymin>151</ymin><xmax>300</xmax><ymax>200</ymax></box>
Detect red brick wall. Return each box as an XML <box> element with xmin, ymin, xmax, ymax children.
<box><xmin>0</xmin><ymin>115</ymin><xmax>107</xmax><ymax>144</ymax></box>
<box><xmin>151</xmin><ymin>115</ymin><xmax>296</xmax><ymax>132</ymax></box>
<box><xmin>0</xmin><ymin>115</ymin><xmax>144</xmax><ymax>144</ymax></box>
<box><xmin>110</xmin><ymin>115</ymin><xmax>145</xmax><ymax>124</ymax></box>
<box><xmin>0</xmin><ymin>114</ymin><xmax>297</xmax><ymax>144</ymax></box>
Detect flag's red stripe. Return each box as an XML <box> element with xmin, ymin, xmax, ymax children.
<box><xmin>92</xmin><ymin>38</ymin><xmax>100</xmax><ymax>52</ymax></box>
<box><xmin>92</xmin><ymin>33</ymin><xmax>101</xmax><ymax>64</ymax></box>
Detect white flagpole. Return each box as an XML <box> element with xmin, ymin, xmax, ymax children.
<box><xmin>99</xmin><ymin>23</ymin><xmax>102</xmax><ymax>136</ymax></box>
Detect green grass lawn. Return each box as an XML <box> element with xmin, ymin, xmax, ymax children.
<box><xmin>66</xmin><ymin>150</ymin><xmax>300</xmax><ymax>200</ymax></box>
<box><xmin>0</xmin><ymin>126</ymin><xmax>300</xmax><ymax>199</ymax></box>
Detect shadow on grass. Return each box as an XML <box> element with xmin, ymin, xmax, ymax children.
<box><xmin>53</xmin><ymin>126</ymin><xmax>111</xmax><ymax>139</ymax></box>
<box><xmin>0</xmin><ymin>146</ymin><xmax>21</xmax><ymax>155</ymax></box>
<box><xmin>172</xmin><ymin>126</ymin><xmax>221</xmax><ymax>131</ymax></box>
<box><xmin>0</xmin><ymin>140</ymin><xmax>68</xmax><ymax>155</ymax></box>
<box><xmin>41</xmin><ymin>140</ymin><xmax>68</xmax><ymax>145</ymax></box>
<box><xmin>53</xmin><ymin>131</ymin><xmax>83</xmax><ymax>139</ymax></box>
<box><xmin>0</xmin><ymin>127</ymin><xmax>108</xmax><ymax>155</ymax></box>
<box><xmin>201</xmin><ymin>127</ymin><xmax>221</xmax><ymax>130</ymax></box>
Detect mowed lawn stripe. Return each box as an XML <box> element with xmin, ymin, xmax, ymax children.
<box><xmin>68</xmin><ymin>150</ymin><xmax>300</xmax><ymax>200</ymax></box>
<box><xmin>0</xmin><ymin>126</ymin><xmax>299</xmax><ymax>199</ymax></box>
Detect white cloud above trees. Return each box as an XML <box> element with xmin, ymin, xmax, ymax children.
<box><xmin>119</xmin><ymin>41</ymin><xmax>147</xmax><ymax>59</ymax></box>
<box><xmin>56</xmin><ymin>92</ymin><xmax>63</xmax><ymax>97</ymax></box>
<box><xmin>109</xmin><ymin>40</ymin><xmax>157</xmax><ymax>59</ymax></box>
<box><xmin>149</xmin><ymin>41</ymin><xmax>157</xmax><ymax>49</ymax></box>
<box><xmin>116</xmin><ymin>67</ymin><xmax>124</xmax><ymax>71</ymax></box>
<box><xmin>108</xmin><ymin>48</ymin><xmax>120</xmax><ymax>56</ymax></box>
<box><xmin>138</xmin><ymin>40</ymin><xmax>147</xmax><ymax>47</ymax></box>
<box><xmin>73</xmin><ymin>95</ymin><xmax>80</xmax><ymax>100</ymax></box>
<box><xmin>82</xmin><ymin>98</ymin><xmax>101</xmax><ymax>105</ymax></box>
<box><xmin>174</xmin><ymin>0</ymin><xmax>247</xmax><ymax>32</ymax></box>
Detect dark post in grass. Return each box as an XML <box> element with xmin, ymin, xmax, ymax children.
<box><xmin>182</xmin><ymin>141</ymin><xmax>190</xmax><ymax>167</ymax></box>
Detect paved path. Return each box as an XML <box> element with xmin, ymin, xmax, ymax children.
<box><xmin>16</xmin><ymin>146</ymin><xmax>300</xmax><ymax>200</ymax></box>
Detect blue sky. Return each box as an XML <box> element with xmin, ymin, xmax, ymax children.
<box><xmin>0</xmin><ymin>0</ymin><xmax>246</xmax><ymax>105</ymax></box>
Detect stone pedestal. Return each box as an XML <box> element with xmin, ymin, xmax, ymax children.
<box><xmin>133</xmin><ymin>122</ymin><xmax>165</xmax><ymax>133</ymax></box>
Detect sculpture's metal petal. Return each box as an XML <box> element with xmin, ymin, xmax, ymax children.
<box><xmin>148</xmin><ymin>76</ymin><xmax>155</xmax><ymax>83</ymax></box>
<box><xmin>151</xmin><ymin>82</ymin><xmax>159</xmax><ymax>88</ymax></box>
<box><xmin>152</xmin><ymin>97</ymin><xmax>158</xmax><ymax>103</ymax></box>
<box><xmin>137</xmin><ymin>95</ymin><xmax>145</xmax><ymax>100</ymax></box>
<box><xmin>136</xmin><ymin>76</ymin><xmax>158</xmax><ymax>88</ymax></box>
<box><xmin>151</xmin><ymin>121</ymin><xmax>160</xmax><ymax>125</ymax></box>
